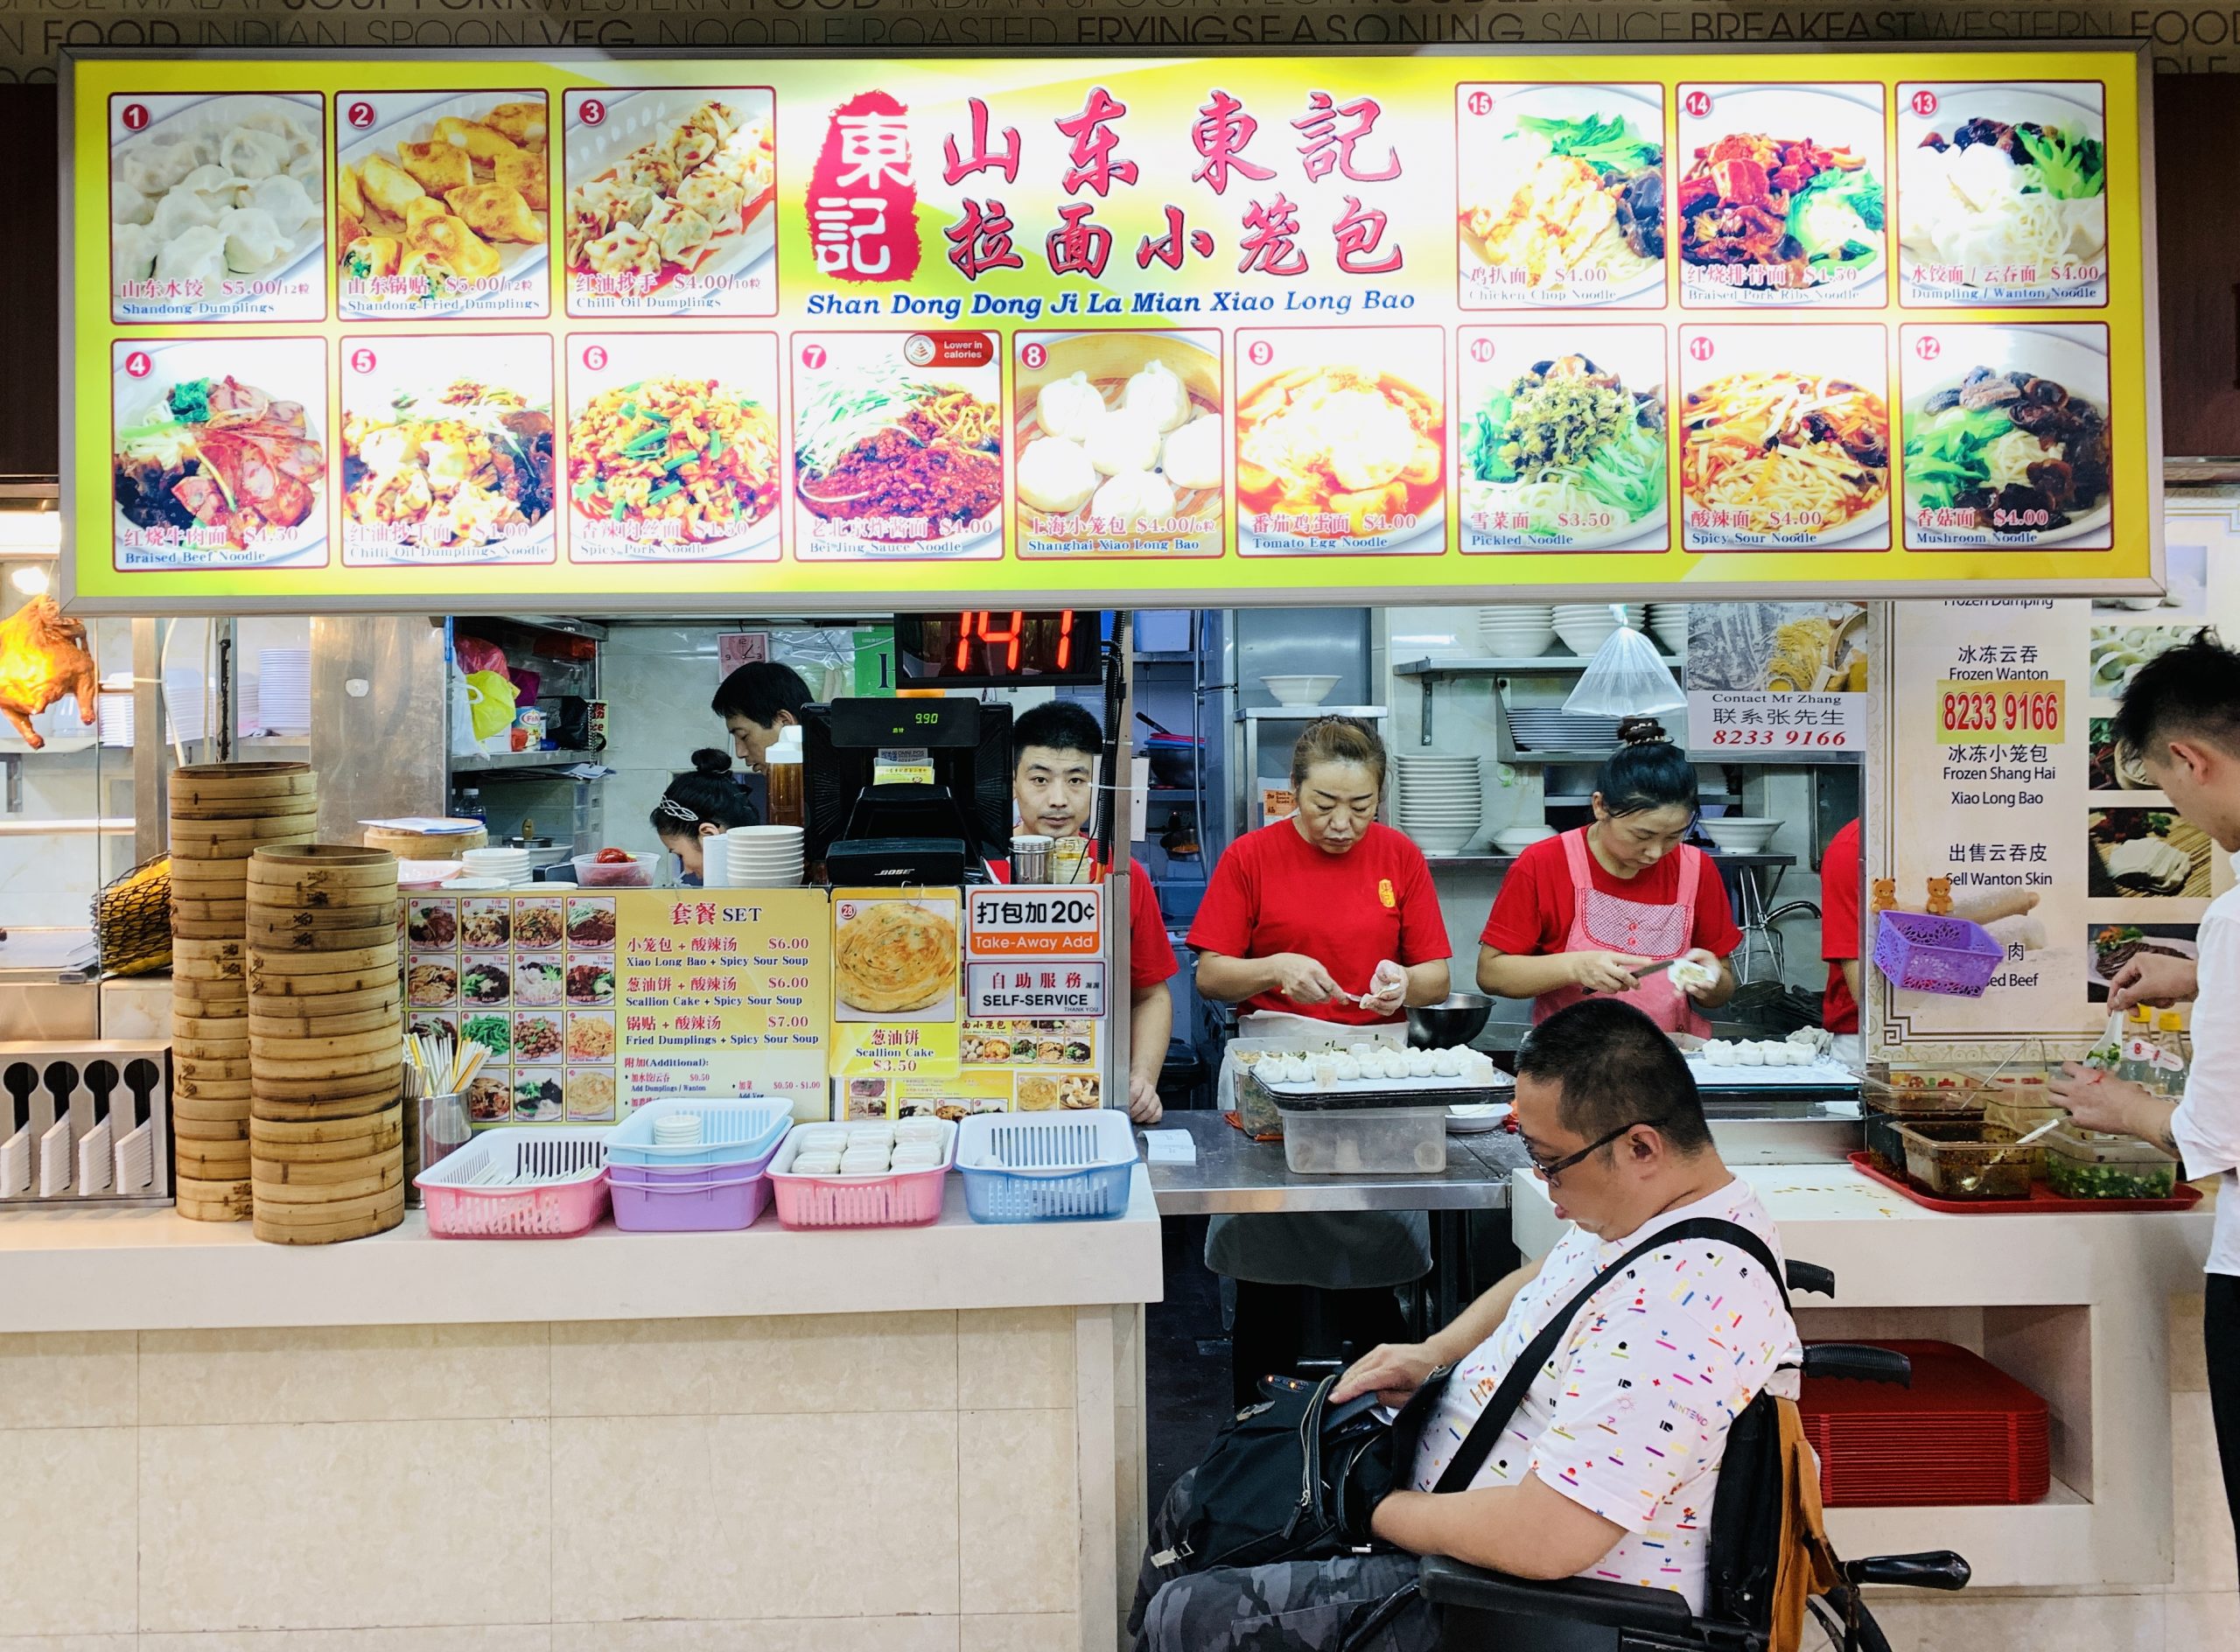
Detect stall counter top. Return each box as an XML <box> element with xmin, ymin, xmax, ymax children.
<box><xmin>0</xmin><ymin>1167</ymin><xmax>1164</xmax><ymax>1335</ymax></box>
<box><xmin>1144</xmin><ymin>1108</ymin><xmax>1530</xmax><ymax>1214</ymax></box>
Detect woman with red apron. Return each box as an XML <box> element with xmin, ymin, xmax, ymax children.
<box><xmin>1476</xmin><ymin>718</ymin><xmax>1740</xmax><ymax>1029</ymax></box>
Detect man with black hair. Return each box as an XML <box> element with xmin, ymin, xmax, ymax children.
<box><xmin>997</xmin><ymin>699</ymin><xmax>1177</xmax><ymax>1124</ymax></box>
<box><xmin>710</xmin><ymin>661</ymin><xmax>815</xmax><ymax>767</ymax></box>
<box><xmin>2054</xmin><ymin>629</ymin><xmax>2240</xmax><ymax>1564</ymax></box>
<box><xmin>1130</xmin><ymin>999</ymin><xmax>1799</xmax><ymax>1651</ymax></box>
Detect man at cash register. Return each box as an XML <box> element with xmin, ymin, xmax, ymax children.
<box><xmin>988</xmin><ymin>701</ymin><xmax>1177</xmax><ymax>1124</ymax></box>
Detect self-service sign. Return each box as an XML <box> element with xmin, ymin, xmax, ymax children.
<box><xmin>966</xmin><ymin>886</ymin><xmax>1102</xmax><ymax>960</ymax></box>
<box><xmin>967</xmin><ymin>961</ymin><xmax>1108</xmax><ymax>1017</ymax></box>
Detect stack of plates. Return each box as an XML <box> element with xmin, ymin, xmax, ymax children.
<box><xmin>724</xmin><ymin>825</ymin><xmax>805</xmax><ymax>888</ymax></box>
<box><xmin>460</xmin><ymin>846</ymin><xmax>531</xmax><ymax>887</ymax></box>
<box><xmin>97</xmin><ymin>673</ymin><xmax>133</xmax><ymax>747</ymax></box>
<box><xmin>1505</xmin><ymin>710</ymin><xmax>1624</xmax><ymax>752</ymax></box>
<box><xmin>257</xmin><ymin>648</ymin><xmax>312</xmax><ymax>735</ymax></box>
<box><xmin>1553</xmin><ymin>604</ymin><xmax>1647</xmax><ymax>656</ymax></box>
<box><xmin>1394</xmin><ymin>754</ymin><xmax>1482</xmax><ymax>856</ymax></box>
<box><xmin>1646</xmin><ymin>604</ymin><xmax>1690</xmax><ymax>659</ymax></box>
<box><xmin>1479</xmin><ymin>606</ymin><xmax>1556</xmax><ymax>659</ymax></box>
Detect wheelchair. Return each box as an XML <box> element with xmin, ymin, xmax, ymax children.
<box><xmin>1418</xmin><ymin>1261</ymin><xmax>1973</xmax><ymax>1652</ymax></box>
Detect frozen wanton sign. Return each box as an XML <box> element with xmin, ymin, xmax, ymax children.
<box><xmin>62</xmin><ymin>51</ymin><xmax>2160</xmax><ymax>614</ymax></box>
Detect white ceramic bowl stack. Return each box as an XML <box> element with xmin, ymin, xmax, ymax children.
<box><xmin>1478</xmin><ymin>606</ymin><xmax>1557</xmax><ymax>658</ymax></box>
<box><xmin>1698</xmin><ymin>816</ymin><xmax>1780</xmax><ymax>854</ymax></box>
<box><xmin>1553</xmin><ymin>604</ymin><xmax>1648</xmax><ymax>656</ymax></box>
<box><xmin>1491</xmin><ymin>824</ymin><xmax>1558</xmax><ymax>855</ymax></box>
<box><xmin>1646</xmin><ymin>605</ymin><xmax>1690</xmax><ymax>659</ymax></box>
<box><xmin>1261</xmin><ymin>674</ymin><xmax>1340</xmax><ymax>708</ymax></box>
<box><xmin>724</xmin><ymin>824</ymin><xmax>805</xmax><ymax>887</ymax></box>
<box><xmin>460</xmin><ymin>845</ymin><xmax>532</xmax><ymax>887</ymax></box>
<box><xmin>1394</xmin><ymin>754</ymin><xmax>1483</xmax><ymax>856</ymax></box>
<box><xmin>256</xmin><ymin>648</ymin><xmax>312</xmax><ymax>735</ymax></box>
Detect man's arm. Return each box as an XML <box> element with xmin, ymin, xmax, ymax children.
<box><xmin>1333</xmin><ymin>1254</ymin><xmax>1545</xmax><ymax>1404</ymax></box>
<box><xmin>1127</xmin><ymin>980</ymin><xmax>1172</xmax><ymax>1124</ymax></box>
<box><xmin>1839</xmin><ymin>959</ymin><xmax>1862</xmax><ymax>1011</ymax></box>
<box><xmin>1372</xmin><ymin>1474</ymin><xmax>1625</xmax><ymax>1580</ymax></box>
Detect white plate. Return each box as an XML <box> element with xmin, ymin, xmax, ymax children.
<box><xmin>1446</xmin><ymin>1102</ymin><xmax>1513</xmax><ymax>1133</ymax></box>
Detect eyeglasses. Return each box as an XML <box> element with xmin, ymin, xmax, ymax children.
<box><xmin>1526</xmin><ymin>1120</ymin><xmax>1660</xmax><ymax>1181</ymax></box>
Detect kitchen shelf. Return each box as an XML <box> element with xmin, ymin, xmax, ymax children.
<box><xmin>1241</xmin><ymin>704</ymin><xmax>1387</xmax><ymax>720</ymax></box>
<box><xmin>1424</xmin><ymin>850</ymin><xmax>1797</xmax><ymax>873</ymax></box>
<box><xmin>1396</xmin><ymin>655</ymin><xmax>1681</xmax><ymax>677</ymax></box>
<box><xmin>451</xmin><ymin>748</ymin><xmax>603</xmax><ymax>775</ymax></box>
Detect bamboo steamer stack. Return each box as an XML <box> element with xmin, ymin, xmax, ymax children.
<box><xmin>246</xmin><ymin>844</ymin><xmax>406</xmax><ymax>1244</ymax></box>
<box><xmin>168</xmin><ymin>762</ymin><xmax>318</xmax><ymax>1222</ymax></box>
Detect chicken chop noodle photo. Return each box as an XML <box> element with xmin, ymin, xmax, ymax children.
<box><xmin>833</xmin><ymin>897</ymin><xmax>959</xmax><ymax>1018</ymax></box>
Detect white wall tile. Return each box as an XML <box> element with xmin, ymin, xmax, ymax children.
<box><xmin>2172</xmin><ymin>1392</ymin><xmax>2239</xmax><ymax>1594</ymax></box>
<box><xmin>959</xmin><ymin>1310</ymin><xmax>1074</xmax><ymax>1410</ymax></box>
<box><xmin>0</xmin><ymin>1333</ymin><xmax>136</xmax><ymax>1428</ymax></box>
<box><xmin>139</xmin><ymin>1325</ymin><xmax>550</xmax><ymax>1425</ymax></box>
<box><xmin>956</xmin><ymin>1616</ymin><xmax>1074</xmax><ymax>1652</ymax></box>
<box><xmin>136</xmin><ymin>1633</ymin><xmax>552</xmax><ymax>1652</ymax></box>
<box><xmin>552</xmin><ymin>1623</ymin><xmax>956</xmax><ymax>1652</ymax></box>
<box><xmin>550</xmin><ymin>1312</ymin><xmax>956</xmax><ymax>1417</ymax></box>
<box><xmin>0</xmin><ymin>1427</ymin><xmax>139</xmax><ymax>1634</ymax></box>
<box><xmin>959</xmin><ymin>1409</ymin><xmax>1079</xmax><ymax>1615</ymax></box>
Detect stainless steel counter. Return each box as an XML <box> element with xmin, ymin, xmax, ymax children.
<box><xmin>1143</xmin><ymin>1109</ymin><xmax>1530</xmax><ymax>1214</ymax></box>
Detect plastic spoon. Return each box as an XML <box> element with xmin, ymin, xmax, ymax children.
<box><xmin>37</xmin><ymin>1060</ymin><xmax>76</xmax><ymax>1198</ymax></box>
<box><xmin>76</xmin><ymin>1060</ymin><xmax>116</xmax><ymax>1195</ymax></box>
<box><xmin>1950</xmin><ymin>1116</ymin><xmax>2065</xmax><ymax>1195</ymax></box>
<box><xmin>0</xmin><ymin>1062</ymin><xmax>33</xmax><ymax>1198</ymax></box>
<box><xmin>111</xmin><ymin>1060</ymin><xmax>155</xmax><ymax>1194</ymax></box>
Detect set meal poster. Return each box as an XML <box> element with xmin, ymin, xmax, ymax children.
<box><xmin>66</xmin><ymin>50</ymin><xmax>2158</xmax><ymax>612</ymax></box>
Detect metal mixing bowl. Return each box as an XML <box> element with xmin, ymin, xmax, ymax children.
<box><xmin>1408</xmin><ymin>992</ymin><xmax>1493</xmax><ymax>1050</ymax></box>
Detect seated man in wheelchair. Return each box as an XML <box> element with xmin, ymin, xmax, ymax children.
<box><xmin>1135</xmin><ymin>998</ymin><xmax>1802</xmax><ymax>1652</ymax></box>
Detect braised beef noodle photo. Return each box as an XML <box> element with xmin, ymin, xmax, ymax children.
<box><xmin>114</xmin><ymin>372</ymin><xmax>326</xmax><ymax>552</ymax></box>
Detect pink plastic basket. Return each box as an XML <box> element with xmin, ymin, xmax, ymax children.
<box><xmin>416</xmin><ymin>1127</ymin><xmax>610</xmax><ymax>1238</ymax></box>
<box><xmin>766</xmin><ymin>1122</ymin><xmax>954</xmax><ymax>1229</ymax></box>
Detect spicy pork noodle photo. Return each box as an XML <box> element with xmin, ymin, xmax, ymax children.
<box><xmin>792</xmin><ymin>351</ymin><xmax>1004</xmax><ymax>558</ymax></box>
<box><xmin>1235</xmin><ymin>342</ymin><xmax>1445</xmax><ymax>554</ymax></box>
<box><xmin>568</xmin><ymin>372</ymin><xmax>782</xmax><ymax>559</ymax></box>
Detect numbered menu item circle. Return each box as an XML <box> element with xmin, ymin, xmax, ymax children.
<box><xmin>1454</xmin><ymin>82</ymin><xmax>1667</xmax><ymax>311</ymax></box>
<box><xmin>561</xmin><ymin>88</ymin><xmax>778</xmax><ymax>318</ymax></box>
<box><xmin>564</xmin><ymin>332</ymin><xmax>782</xmax><ymax>564</ymax></box>
<box><xmin>1679</xmin><ymin>325</ymin><xmax>1890</xmax><ymax>551</ymax></box>
<box><xmin>110</xmin><ymin>92</ymin><xmax>326</xmax><ymax>326</ymax></box>
<box><xmin>790</xmin><ymin>331</ymin><xmax>1004</xmax><ymax>562</ymax></box>
<box><xmin>334</xmin><ymin>90</ymin><xmax>550</xmax><ymax>320</ymax></box>
<box><xmin>1900</xmin><ymin>323</ymin><xmax>2111</xmax><ymax>550</ymax></box>
<box><xmin>338</xmin><ymin>334</ymin><xmax>556</xmax><ymax>567</ymax></box>
<box><xmin>1235</xmin><ymin>326</ymin><xmax>1446</xmax><ymax>556</ymax></box>
<box><xmin>111</xmin><ymin>338</ymin><xmax>330</xmax><ymax>571</ymax></box>
<box><xmin>1896</xmin><ymin>82</ymin><xmax>2108</xmax><ymax>307</ymax></box>
<box><xmin>1012</xmin><ymin>330</ymin><xmax>1225</xmax><ymax>560</ymax></box>
<box><xmin>1676</xmin><ymin>83</ymin><xmax>1888</xmax><ymax>309</ymax></box>
<box><xmin>1456</xmin><ymin>325</ymin><xmax>1669</xmax><ymax>553</ymax></box>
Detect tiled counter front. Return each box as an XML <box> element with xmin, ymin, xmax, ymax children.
<box><xmin>0</xmin><ymin>1304</ymin><xmax>1146</xmax><ymax>1651</ymax></box>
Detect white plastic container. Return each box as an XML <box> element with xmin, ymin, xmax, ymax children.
<box><xmin>1276</xmin><ymin>1104</ymin><xmax>1447</xmax><ymax>1175</ymax></box>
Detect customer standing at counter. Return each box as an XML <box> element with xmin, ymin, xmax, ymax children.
<box><xmin>1189</xmin><ymin>717</ymin><xmax>1452</xmax><ymax>1404</ymax></box>
<box><xmin>2051</xmin><ymin>634</ymin><xmax>2240</xmax><ymax>1564</ymax></box>
<box><xmin>711</xmin><ymin>660</ymin><xmax>814</xmax><ymax>767</ymax></box>
<box><xmin>987</xmin><ymin>700</ymin><xmax>1178</xmax><ymax>1125</ymax></box>
<box><xmin>1822</xmin><ymin>816</ymin><xmax>1863</xmax><ymax>1060</ymax></box>
<box><xmin>1476</xmin><ymin>718</ymin><xmax>1738</xmax><ymax>1032</ymax></box>
<box><xmin>650</xmin><ymin>750</ymin><xmax>759</xmax><ymax>886</ymax></box>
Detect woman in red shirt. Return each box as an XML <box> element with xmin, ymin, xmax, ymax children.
<box><xmin>1477</xmin><ymin>718</ymin><xmax>1739</xmax><ymax>1032</ymax></box>
<box><xmin>1189</xmin><ymin>717</ymin><xmax>1453</xmax><ymax>1404</ymax></box>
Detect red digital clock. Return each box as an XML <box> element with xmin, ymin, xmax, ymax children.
<box><xmin>894</xmin><ymin>612</ymin><xmax>1107</xmax><ymax>688</ymax></box>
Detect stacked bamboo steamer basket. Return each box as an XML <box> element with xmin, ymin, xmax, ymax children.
<box><xmin>246</xmin><ymin>844</ymin><xmax>405</xmax><ymax>1244</ymax></box>
<box><xmin>168</xmin><ymin>762</ymin><xmax>318</xmax><ymax>1222</ymax></box>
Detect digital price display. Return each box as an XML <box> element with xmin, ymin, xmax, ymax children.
<box><xmin>895</xmin><ymin>612</ymin><xmax>1106</xmax><ymax>689</ymax></box>
<box><xmin>1936</xmin><ymin>679</ymin><xmax>2067</xmax><ymax>744</ymax></box>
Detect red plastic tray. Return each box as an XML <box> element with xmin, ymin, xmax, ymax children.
<box><xmin>1847</xmin><ymin>1151</ymin><xmax>2202</xmax><ymax>1214</ymax></box>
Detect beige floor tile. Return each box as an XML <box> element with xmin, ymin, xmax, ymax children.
<box><xmin>0</xmin><ymin>1333</ymin><xmax>137</xmax><ymax>1428</ymax></box>
<box><xmin>2172</xmin><ymin>1392</ymin><xmax>2239</xmax><ymax>1594</ymax></box>
<box><xmin>550</xmin><ymin>1312</ymin><xmax>956</xmax><ymax>1417</ymax></box>
<box><xmin>553</xmin><ymin>1621</ymin><xmax>957</xmax><ymax>1652</ymax></box>
<box><xmin>138</xmin><ymin>1419</ymin><xmax>550</xmax><ymax>1632</ymax></box>
<box><xmin>0</xmin><ymin>1639</ymin><xmax>137</xmax><ymax>1651</ymax></box>
<box><xmin>550</xmin><ymin>1412</ymin><xmax>959</xmax><ymax>1623</ymax></box>
<box><xmin>139</xmin><ymin>1324</ymin><xmax>550</xmax><ymax>1425</ymax></box>
<box><xmin>0</xmin><ymin>1428</ymin><xmax>137</xmax><ymax>1634</ymax></box>
<box><xmin>958</xmin><ymin>1310</ymin><xmax>1074</xmax><ymax>1409</ymax></box>
<box><xmin>960</xmin><ymin>1410</ymin><xmax>1079</xmax><ymax>1615</ymax></box>
<box><xmin>136</xmin><ymin>1633</ymin><xmax>554</xmax><ymax>1651</ymax></box>
<box><xmin>958</xmin><ymin>1614</ymin><xmax>1075</xmax><ymax>1652</ymax></box>
<box><xmin>2165</xmin><ymin>1590</ymin><xmax>2240</xmax><ymax>1649</ymax></box>
<box><xmin>1867</xmin><ymin>1591</ymin><xmax>2164</xmax><ymax>1652</ymax></box>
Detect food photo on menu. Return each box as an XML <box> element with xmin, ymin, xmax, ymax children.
<box><xmin>831</xmin><ymin>893</ymin><xmax>959</xmax><ymax>1020</ymax></box>
<box><xmin>110</xmin><ymin>92</ymin><xmax>325</xmax><ymax>324</ymax></box>
<box><xmin>1900</xmin><ymin>324</ymin><xmax>2112</xmax><ymax>550</ymax></box>
<box><xmin>2089</xmin><ymin>808</ymin><xmax>2215</xmax><ymax>901</ymax></box>
<box><xmin>1235</xmin><ymin>326</ymin><xmax>1446</xmax><ymax>556</ymax></box>
<box><xmin>111</xmin><ymin>339</ymin><xmax>329</xmax><ymax>570</ymax></box>
<box><xmin>1679</xmin><ymin>324</ymin><xmax>1890</xmax><ymax>550</ymax></box>
<box><xmin>563</xmin><ymin>89</ymin><xmax>777</xmax><ymax>315</ymax></box>
<box><xmin>338</xmin><ymin>333</ymin><xmax>556</xmax><ymax>565</ymax></box>
<box><xmin>333</xmin><ymin>90</ymin><xmax>549</xmax><ymax>317</ymax></box>
<box><xmin>1898</xmin><ymin>81</ymin><xmax>2108</xmax><ymax>304</ymax></box>
<box><xmin>790</xmin><ymin>333</ymin><xmax>1004</xmax><ymax>561</ymax></box>
<box><xmin>1457</xmin><ymin>326</ymin><xmax>1667</xmax><ymax>552</ymax></box>
<box><xmin>2088</xmin><ymin>924</ymin><xmax>2198</xmax><ymax>1003</ymax></box>
<box><xmin>1012</xmin><ymin>331</ymin><xmax>1224</xmax><ymax>558</ymax></box>
<box><xmin>564</xmin><ymin>331</ymin><xmax>782</xmax><ymax>563</ymax></box>
<box><xmin>1676</xmin><ymin>83</ymin><xmax>1887</xmax><ymax>304</ymax></box>
<box><xmin>1454</xmin><ymin>81</ymin><xmax>1665</xmax><ymax>307</ymax></box>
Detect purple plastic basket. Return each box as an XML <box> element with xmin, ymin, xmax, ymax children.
<box><xmin>1872</xmin><ymin>911</ymin><xmax>2003</xmax><ymax>998</ymax></box>
<box><xmin>609</xmin><ymin>1144</ymin><xmax>778</xmax><ymax>1232</ymax></box>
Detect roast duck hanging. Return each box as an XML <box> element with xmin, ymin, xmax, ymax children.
<box><xmin>0</xmin><ymin>596</ymin><xmax>99</xmax><ymax>748</ymax></box>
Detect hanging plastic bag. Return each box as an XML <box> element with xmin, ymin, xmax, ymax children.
<box><xmin>463</xmin><ymin>670</ymin><xmax>519</xmax><ymax>743</ymax></box>
<box><xmin>1564</xmin><ymin>606</ymin><xmax>1685</xmax><ymax>718</ymax></box>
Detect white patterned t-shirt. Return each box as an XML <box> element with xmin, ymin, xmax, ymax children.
<box><xmin>1409</xmin><ymin>1176</ymin><xmax>1801</xmax><ymax>1614</ymax></box>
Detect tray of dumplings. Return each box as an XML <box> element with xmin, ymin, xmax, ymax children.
<box><xmin>1238</xmin><ymin>1044</ymin><xmax>1512</xmax><ymax>1114</ymax></box>
<box><xmin>1683</xmin><ymin>1032</ymin><xmax>1856</xmax><ymax>1085</ymax></box>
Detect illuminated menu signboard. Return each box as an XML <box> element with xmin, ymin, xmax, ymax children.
<box><xmin>64</xmin><ymin>51</ymin><xmax>2159</xmax><ymax>613</ymax></box>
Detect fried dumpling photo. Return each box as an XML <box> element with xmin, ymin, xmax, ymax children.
<box><xmin>483</xmin><ymin>101</ymin><xmax>548</xmax><ymax>150</ymax></box>
<box><xmin>447</xmin><ymin>183</ymin><xmax>541</xmax><ymax>245</ymax></box>
<box><xmin>492</xmin><ymin>150</ymin><xmax>548</xmax><ymax>212</ymax></box>
<box><xmin>435</xmin><ymin>116</ymin><xmax>521</xmax><ymax>176</ymax></box>
<box><xmin>407</xmin><ymin>213</ymin><xmax>500</xmax><ymax>280</ymax></box>
<box><xmin>396</xmin><ymin>139</ymin><xmax>472</xmax><ymax>198</ymax></box>
<box><xmin>360</xmin><ymin>154</ymin><xmax>427</xmax><ymax>220</ymax></box>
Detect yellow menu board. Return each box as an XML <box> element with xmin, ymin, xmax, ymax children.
<box><xmin>66</xmin><ymin>51</ymin><xmax>2159</xmax><ymax>612</ymax></box>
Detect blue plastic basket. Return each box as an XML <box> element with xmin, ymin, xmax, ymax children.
<box><xmin>956</xmin><ymin>1110</ymin><xmax>1137</xmax><ymax>1224</ymax></box>
<box><xmin>1872</xmin><ymin>911</ymin><xmax>2003</xmax><ymax>998</ymax></box>
<box><xmin>606</xmin><ymin>1096</ymin><xmax>793</xmax><ymax>1168</ymax></box>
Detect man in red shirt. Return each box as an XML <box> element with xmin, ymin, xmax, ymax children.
<box><xmin>1820</xmin><ymin>818</ymin><xmax>1862</xmax><ymax>1050</ymax></box>
<box><xmin>998</xmin><ymin>700</ymin><xmax>1178</xmax><ymax>1123</ymax></box>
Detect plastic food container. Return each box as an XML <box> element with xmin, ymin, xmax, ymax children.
<box><xmin>1984</xmin><ymin>1095</ymin><xmax>2068</xmax><ymax>1138</ymax></box>
<box><xmin>605</xmin><ymin>1097</ymin><xmax>793</xmax><ymax>1169</ymax></box>
<box><xmin>571</xmin><ymin>851</ymin><xmax>660</xmax><ymax>888</ymax></box>
<box><xmin>608</xmin><ymin>1142</ymin><xmax>783</xmax><ymax>1232</ymax></box>
<box><xmin>768</xmin><ymin>1118</ymin><xmax>956</xmax><ymax>1229</ymax></box>
<box><xmin>956</xmin><ymin>1110</ymin><xmax>1136</xmax><ymax>1222</ymax></box>
<box><xmin>2041</xmin><ymin>1124</ymin><xmax>2179</xmax><ymax>1200</ymax></box>
<box><xmin>1278</xmin><ymin>1102</ymin><xmax>1447</xmax><ymax>1175</ymax></box>
<box><xmin>416</xmin><ymin>1126</ymin><xmax>611</xmax><ymax>1237</ymax></box>
<box><xmin>1861</xmin><ymin>1102</ymin><xmax>1913</xmax><ymax>1176</ymax></box>
<box><xmin>1897</xmin><ymin>1122</ymin><xmax>2034</xmax><ymax>1200</ymax></box>
<box><xmin>1858</xmin><ymin>1069</ymin><xmax>1997</xmax><ymax>1116</ymax></box>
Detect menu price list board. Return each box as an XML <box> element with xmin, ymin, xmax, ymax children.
<box><xmin>68</xmin><ymin>52</ymin><xmax>2156</xmax><ymax>612</ymax></box>
<box><xmin>403</xmin><ymin>887</ymin><xmax>829</xmax><ymax>1126</ymax></box>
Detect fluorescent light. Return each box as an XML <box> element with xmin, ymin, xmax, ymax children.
<box><xmin>10</xmin><ymin>564</ymin><xmax>50</xmax><ymax>596</ymax></box>
<box><xmin>0</xmin><ymin>512</ymin><xmax>60</xmax><ymax>554</ymax></box>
